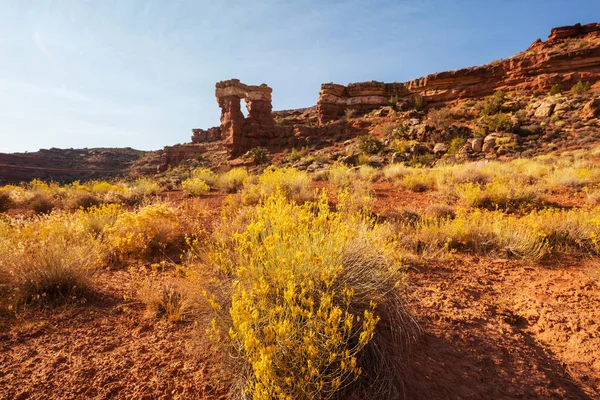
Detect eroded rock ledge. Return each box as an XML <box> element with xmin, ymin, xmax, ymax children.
<box><xmin>156</xmin><ymin>23</ymin><xmax>600</xmax><ymax>171</ymax></box>
<box><xmin>316</xmin><ymin>23</ymin><xmax>600</xmax><ymax>123</ymax></box>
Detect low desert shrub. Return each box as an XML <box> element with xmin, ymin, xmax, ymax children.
<box><xmin>427</xmin><ymin>107</ymin><xmax>454</xmax><ymax>129</ymax></box>
<box><xmin>358</xmin><ymin>165</ymin><xmax>383</xmax><ymax>182</ymax></box>
<box><xmin>570</xmin><ymin>81</ymin><xmax>591</xmax><ymax>95</ymax></box>
<box><xmin>398</xmin><ymin>173</ymin><xmax>436</xmax><ymax>192</ymax></box>
<box><xmin>480</xmin><ymin>90</ymin><xmax>506</xmax><ymax>116</ymax></box>
<box><xmin>358</xmin><ymin>135</ymin><xmax>383</xmax><ymax>155</ymax></box>
<box><xmin>241</xmin><ymin>166</ymin><xmax>312</xmax><ymax>205</ymax></box>
<box><xmin>0</xmin><ymin>214</ymin><xmax>105</xmax><ymax>310</ymax></box>
<box><xmin>29</xmin><ymin>194</ymin><xmax>55</xmax><ymax>214</ymax></box>
<box><xmin>545</xmin><ymin>167</ymin><xmax>600</xmax><ymax>189</ymax></box>
<box><xmin>383</xmin><ymin>164</ymin><xmax>412</xmax><ymax>180</ymax></box>
<box><xmin>70</xmin><ymin>193</ymin><xmax>101</xmax><ymax>210</ymax></box>
<box><xmin>135</xmin><ymin>265</ymin><xmax>190</xmax><ymax>322</ymax></box>
<box><xmin>0</xmin><ymin>190</ymin><xmax>13</xmax><ymax>212</ymax></box>
<box><xmin>181</xmin><ymin>177</ymin><xmax>210</xmax><ymax>196</ymax></box>
<box><xmin>206</xmin><ymin>191</ymin><xmax>420</xmax><ymax>399</ymax></box>
<box><xmin>217</xmin><ymin>168</ymin><xmax>249</xmax><ymax>193</ymax></box>
<box><xmin>108</xmin><ymin>204</ymin><xmax>182</xmax><ymax>259</ymax></box>
<box><xmin>549</xmin><ymin>84</ymin><xmax>562</xmax><ymax>96</ymax></box>
<box><xmin>454</xmin><ymin>177</ymin><xmax>541</xmax><ymax>211</ymax></box>
<box><xmin>399</xmin><ymin>207</ymin><xmax>600</xmax><ymax>260</ymax></box>
<box><xmin>188</xmin><ymin>168</ymin><xmax>218</xmax><ymax>188</ymax></box>
<box><xmin>328</xmin><ymin>163</ymin><xmax>356</xmax><ymax>188</ymax></box>
<box><xmin>447</xmin><ymin>137</ymin><xmax>466</xmax><ymax>155</ymax></box>
<box><xmin>129</xmin><ymin>177</ymin><xmax>161</xmax><ymax>197</ymax></box>
<box><xmin>248</xmin><ymin>147</ymin><xmax>270</xmax><ymax>164</ymax></box>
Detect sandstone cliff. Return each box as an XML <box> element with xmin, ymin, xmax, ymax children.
<box><xmin>316</xmin><ymin>23</ymin><xmax>600</xmax><ymax>123</ymax></box>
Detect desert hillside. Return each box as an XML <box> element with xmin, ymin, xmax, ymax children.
<box><xmin>1</xmin><ymin>23</ymin><xmax>600</xmax><ymax>400</ymax></box>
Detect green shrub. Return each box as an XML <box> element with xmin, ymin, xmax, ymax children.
<box><xmin>481</xmin><ymin>112</ymin><xmax>513</xmax><ymax>133</ymax></box>
<box><xmin>549</xmin><ymin>84</ymin><xmax>562</xmax><ymax>96</ymax></box>
<box><xmin>570</xmin><ymin>81</ymin><xmax>591</xmax><ymax>95</ymax></box>
<box><xmin>248</xmin><ymin>147</ymin><xmax>270</xmax><ymax>164</ymax></box>
<box><xmin>448</xmin><ymin>137</ymin><xmax>467</xmax><ymax>155</ymax></box>
<box><xmin>358</xmin><ymin>135</ymin><xmax>383</xmax><ymax>155</ymax></box>
<box><xmin>413</xmin><ymin>95</ymin><xmax>425</xmax><ymax>110</ymax></box>
<box><xmin>481</xmin><ymin>90</ymin><xmax>506</xmax><ymax>116</ymax></box>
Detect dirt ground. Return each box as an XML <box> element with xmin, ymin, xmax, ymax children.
<box><xmin>1</xmin><ymin>189</ymin><xmax>599</xmax><ymax>399</ymax></box>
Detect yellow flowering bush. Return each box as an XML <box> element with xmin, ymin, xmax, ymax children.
<box><xmin>217</xmin><ymin>167</ymin><xmax>249</xmax><ymax>193</ymax></box>
<box><xmin>107</xmin><ymin>203</ymin><xmax>182</xmax><ymax>259</ymax></box>
<box><xmin>207</xmin><ymin>191</ymin><xmax>419</xmax><ymax>399</ymax></box>
<box><xmin>241</xmin><ymin>166</ymin><xmax>312</xmax><ymax>205</ymax></box>
<box><xmin>400</xmin><ymin>206</ymin><xmax>600</xmax><ymax>260</ymax></box>
<box><xmin>181</xmin><ymin>177</ymin><xmax>210</xmax><ymax>196</ymax></box>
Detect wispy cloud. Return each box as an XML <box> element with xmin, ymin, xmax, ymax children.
<box><xmin>32</xmin><ymin>31</ymin><xmax>52</xmax><ymax>59</ymax></box>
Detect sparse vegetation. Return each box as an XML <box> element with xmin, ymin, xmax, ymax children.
<box><xmin>550</xmin><ymin>84</ymin><xmax>562</xmax><ymax>96</ymax></box>
<box><xmin>358</xmin><ymin>135</ymin><xmax>383</xmax><ymax>155</ymax></box>
<box><xmin>571</xmin><ymin>80</ymin><xmax>591</xmax><ymax>95</ymax></box>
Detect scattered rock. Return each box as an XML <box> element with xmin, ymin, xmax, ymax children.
<box><xmin>581</xmin><ymin>98</ymin><xmax>600</xmax><ymax>120</ymax></box>
<box><xmin>433</xmin><ymin>143</ymin><xmax>449</xmax><ymax>154</ymax></box>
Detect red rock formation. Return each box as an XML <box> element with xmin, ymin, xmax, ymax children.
<box><xmin>191</xmin><ymin>127</ymin><xmax>221</xmax><ymax>144</ymax></box>
<box><xmin>158</xmin><ymin>144</ymin><xmax>207</xmax><ymax>172</ymax></box>
<box><xmin>317</xmin><ymin>23</ymin><xmax>600</xmax><ymax>123</ymax></box>
<box><xmin>215</xmin><ymin>79</ymin><xmax>276</xmax><ymax>154</ymax></box>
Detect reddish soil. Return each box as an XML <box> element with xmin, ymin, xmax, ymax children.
<box><xmin>405</xmin><ymin>257</ymin><xmax>600</xmax><ymax>399</ymax></box>
<box><xmin>1</xmin><ymin>188</ymin><xmax>599</xmax><ymax>399</ymax></box>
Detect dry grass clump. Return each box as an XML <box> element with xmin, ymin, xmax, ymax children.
<box><xmin>241</xmin><ymin>166</ymin><xmax>313</xmax><ymax>205</ymax></box>
<box><xmin>181</xmin><ymin>177</ymin><xmax>210</xmax><ymax>196</ymax></box>
<box><xmin>584</xmin><ymin>188</ymin><xmax>600</xmax><ymax>206</ymax></box>
<box><xmin>107</xmin><ymin>203</ymin><xmax>183</xmax><ymax>259</ymax></box>
<box><xmin>398</xmin><ymin>207</ymin><xmax>600</xmax><ymax>260</ymax></box>
<box><xmin>29</xmin><ymin>194</ymin><xmax>56</xmax><ymax>214</ymax></box>
<box><xmin>217</xmin><ymin>168</ymin><xmax>249</xmax><ymax>193</ymax></box>
<box><xmin>545</xmin><ymin>166</ymin><xmax>600</xmax><ymax>189</ymax></box>
<box><xmin>0</xmin><ymin>190</ymin><xmax>13</xmax><ymax>212</ymax></box>
<box><xmin>382</xmin><ymin>164</ymin><xmax>412</xmax><ymax>180</ymax></box>
<box><xmin>205</xmin><ymin>191</ymin><xmax>420</xmax><ymax>399</ymax></box>
<box><xmin>134</xmin><ymin>264</ymin><xmax>192</xmax><ymax>322</ymax></box>
<box><xmin>327</xmin><ymin>163</ymin><xmax>356</xmax><ymax>188</ymax></box>
<box><xmin>327</xmin><ymin>164</ymin><xmax>374</xmax><ymax>214</ymax></box>
<box><xmin>358</xmin><ymin>165</ymin><xmax>383</xmax><ymax>182</ymax></box>
<box><xmin>454</xmin><ymin>177</ymin><xmax>542</xmax><ymax>211</ymax></box>
<box><xmin>398</xmin><ymin>172</ymin><xmax>436</xmax><ymax>192</ymax></box>
<box><xmin>0</xmin><ymin>213</ymin><xmax>105</xmax><ymax>311</ymax></box>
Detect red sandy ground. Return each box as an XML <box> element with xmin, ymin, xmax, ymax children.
<box><xmin>1</xmin><ymin>187</ymin><xmax>599</xmax><ymax>399</ymax></box>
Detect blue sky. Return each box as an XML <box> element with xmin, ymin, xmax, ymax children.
<box><xmin>0</xmin><ymin>1</ymin><xmax>598</xmax><ymax>153</ymax></box>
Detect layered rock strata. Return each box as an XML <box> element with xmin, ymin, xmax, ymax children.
<box><xmin>317</xmin><ymin>23</ymin><xmax>600</xmax><ymax>123</ymax></box>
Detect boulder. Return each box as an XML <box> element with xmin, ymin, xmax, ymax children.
<box><xmin>410</xmin><ymin>143</ymin><xmax>430</xmax><ymax>155</ymax></box>
<box><xmin>470</xmin><ymin>137</ymin><xmax>484</xmax><ymax>152</ymax></box>
<box><xmin>482</xmin><ymin>136</ymin><xmax>497</xmax><ymax>153</ymax></box>
<box><xmin>581</xmin><ymin>98</ymin><xmax>600</xmax><ymax>120</ymax></box>
<box><xmin>534</xmin><ymin>97</ymin><xmax>560</xmax><ymax>118</ymax></box>
<box><xmin>433</xmin><ymin>143</ymin><xmax>448</xmax><ymax>154</ymax></box>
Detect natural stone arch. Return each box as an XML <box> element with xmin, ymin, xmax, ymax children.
<box><xmin>215</xmin><ymin>79</ymin><xmax>275</xmax><ymax>154</ymax></box>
